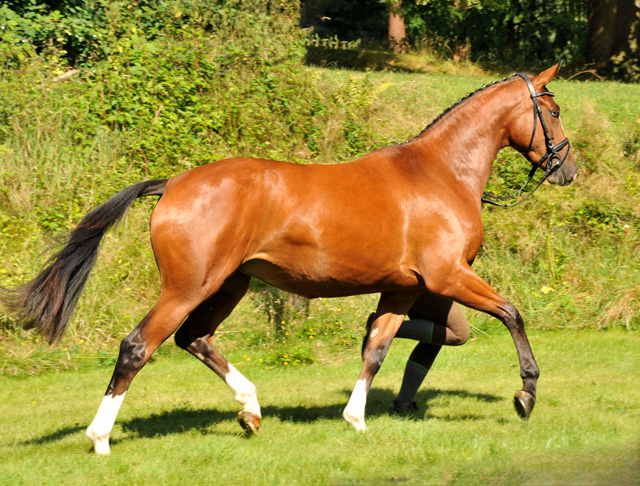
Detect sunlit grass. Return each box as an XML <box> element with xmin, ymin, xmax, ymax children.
<box><xmin>1</xmin><ymin>330</ymin><xmax>637</xmax><ymax>485</ymax></box>
<box><xmin>2</xmin><ymin>67</ymin><xmax>638</xmax><ymax>356</ymax></box>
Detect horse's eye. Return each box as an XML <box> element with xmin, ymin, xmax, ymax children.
<box><xmin>551</xmin><ymin>111</ymin><xmax>560</xmax><ymax>118</ymax></box>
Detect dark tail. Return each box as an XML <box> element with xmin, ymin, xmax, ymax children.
<box><xmin>4</xmin><ymin>179</ymin><xmax>168</xmax><ymax>344</ymax></box>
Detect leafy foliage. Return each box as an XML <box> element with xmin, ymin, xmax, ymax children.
<box><xmin>0</xmin><ymin>1</ymin><xmax>638</xmax><ymax>367</ymax></box>
<box><xmin>405</xmin><ymin>0</ymin><xmax>587</xmax><ymax>65</ymax></box>
<box><xmin>301</xmin><ymin>0</ymin><xmax>589</xmax><ymax>68</ymax></box>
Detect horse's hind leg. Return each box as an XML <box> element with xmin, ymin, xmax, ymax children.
<box><xmin>86</xmin><ymin>292</ymin><xmax>199</xmax><ymax>455</ymax></box>
<box><xmin>173</xmin><ymin>272</ymin><xmax>261</xmax><ymax>435</ymax></box>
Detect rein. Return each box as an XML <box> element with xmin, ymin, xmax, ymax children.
<box><xmin>481</xmin><ymin>73</ymin><xmax>571</xmax><ymax>207</ymax></box>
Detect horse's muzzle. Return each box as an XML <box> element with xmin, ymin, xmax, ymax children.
<box><xmin>547</xmin><ymin>155</ymin><xmax>578</xmax><ymax>186</ymax></box>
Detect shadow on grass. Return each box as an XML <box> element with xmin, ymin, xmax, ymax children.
<box><xmin>23</xmin><ymin>425</ymin><xmax>87</xmax><ymax>445</ymax></box>
<box><xmin>366</xmin><ymin>387</ymin><xmax>506</xmax><ymax>422</ymax></box>
<box><xmin>24</xmin><ymin>387</ymin><xmax>504</xmax><ymax>446</ymax></box>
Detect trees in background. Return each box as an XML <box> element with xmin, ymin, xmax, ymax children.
<box><xmin>302</xmin><ymin>0</ymin><xmax>639</xmax><ymax>80</ymax></box>
<box><xmin>1</xmin><ymin>1</ymin><xmax>637</xmax><ymax>80</ymax></box>
<box><xmin>302</xmin><ymin>0</ymin><xmax>588</xmax><ymax>62</ymax></box>
<box><xmin>587</xmin><ymin>0</ymin><xmax>640</xmax><ymax>80</ymax></box>
<box><xmin>388</xmin><ymin>1</ymin><xmax>407</xmax><ymax>53</ymax></box>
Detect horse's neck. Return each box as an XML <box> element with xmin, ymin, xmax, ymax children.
<box><xmin>410</xmin><ymin>86</ymin><xmax>517</xmax><ymax>199</ymax></box>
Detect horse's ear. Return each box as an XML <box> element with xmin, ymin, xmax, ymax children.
<box><xmin>533</xmin><ymin>61</ymin><xmax>563</xmax><ymax>90</ymax></box>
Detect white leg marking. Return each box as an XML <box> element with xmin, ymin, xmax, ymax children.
<box><xmin>225</xmin><ymin>364</ymin><xmax>261</xmax><ymax>417</ymax></box>
<box><xmin>86</xmin><ymin>393</ymin><xmax>126</xmax><ymax>455</ymax></box>
<box><xmin>343</xmin><ymin>379</ymin><xmax>367</xmax><ymax>432</ymax></box>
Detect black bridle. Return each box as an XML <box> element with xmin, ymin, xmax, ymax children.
<box><xmin>482</xmin><ymin>73</ymin><xmax>571</xmax><ymax>207</ymax></box>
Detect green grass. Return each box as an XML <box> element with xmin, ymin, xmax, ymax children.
<box><xmin>1</xmin><ymin>8</ymin><xmax>638</xmax><ymax>484</ymax></box>
<box><xmin>1</xmin><ymin>330</ymin><xmax>638</xmax><ymax>485</ymax></box>
<box><xmin>2</xmin><ymin>68</ymin><xmax>638</xmax><ymax>353</ymax></box>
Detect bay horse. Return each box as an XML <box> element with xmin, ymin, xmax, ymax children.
<box><xmin>7</xmin><ymin>63</ymin><xmax>577</xmax><ymax>455</ymax></box>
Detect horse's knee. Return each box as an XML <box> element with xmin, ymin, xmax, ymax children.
<box><xmin>501</xmin><ymin>302</ymin><xmax>524</xmax><ymax>329</ymax></box>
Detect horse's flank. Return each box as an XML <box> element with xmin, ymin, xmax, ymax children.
<box><xmin>153</xmin><ymin>80</ymin><xmax>519</xmax><ymax>300</ymax></box>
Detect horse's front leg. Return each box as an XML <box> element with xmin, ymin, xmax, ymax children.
<box><xmin>504</xmin><ymin>302</ymin><xmax>538</xmax><ymax>419</ymax></box>
<box><xmin>343</xmin><ymin>292</ymin><xmax>416</xmax><ymax>431</ymax></box>
<box><xmin>430</xmin><ymin>262</ymin><xmax>539</xmax><ymax>419</ymax></box>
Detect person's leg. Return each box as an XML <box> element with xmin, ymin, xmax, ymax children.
<box><xmin>393</xmin><ymin>342</ymin><xmax>441</xmax><ymax>413</ymax></box>
<box><xmin>395</xmin><ymin>303</ymin><xmax>469</xmax><ymax>347</ymax></box>
<box><xmin>361</xmin><ymin>304</ymin><xmax>466</xmax><ymax>357</ymax></box>
<box><xmin>391</xmin><ymin>295</ymin><xmax>470</xmax><ymax>413</ymax></box>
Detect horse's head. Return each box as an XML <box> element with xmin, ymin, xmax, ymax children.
<box><xmin>509</xmin><ymin>62</ymin><xmax>578</xmax><ymax>186</ymax></box>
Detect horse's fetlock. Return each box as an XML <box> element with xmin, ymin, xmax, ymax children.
<box><xmin>363</xmin><ymin>345</ymin><xmax>388</xmax><ymax>375</ymax></box>
<box><xmin>235</xmin><ymin>384</ymin><xmax>257</xmax><ymax>405</ymax></box>
<box><xmin>522</xmin><ymin>366</ymin><xmax>540</xmax><ymax>381</ymax></box>
<box><xmin>86</xmin><ymin>427</ymin><xmax>111</xmax><ymax>455</ymax></box>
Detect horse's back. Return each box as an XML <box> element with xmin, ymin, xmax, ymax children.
<box><xmin>147</xmin><ymin>155</ymin><xmax>426</xmax><ymax>297</ymax></box>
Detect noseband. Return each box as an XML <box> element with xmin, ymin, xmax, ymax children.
<box><xmin>482</xmin><ymin>73</ymin><xmax>571</xmax><ymax>207</ymax></box>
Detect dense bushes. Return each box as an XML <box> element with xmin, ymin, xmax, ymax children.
<box><xmin>0</xmin><ymin>0</ymin><xmax>395</xmax><ymax>365</ymax></box>
<box><xmin>301</xmin><ymin>0</ymin><xmax>589</xmax><ymax>66</ymax></box>
<box><xmin>1</xmin><ymin>1</ymin><xmax>310</xmax><ymax>168</ymax></box>
<box><xmin>0</xmin><ymin>1</ymin><xmax>638</xmax><ymax>375</ymax></box>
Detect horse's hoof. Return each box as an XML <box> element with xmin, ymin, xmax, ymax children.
<box><xmin>343</xmin><ymin>408</ymin><xmax>367</xmax><ymax>432</ymax></box>
<box><xmin>86</xmin><ymin>426</ymin><xmax>111</xmax><ymax>455</ymax></box>
<box><xmin>237</xmin><ymin>410</ymin><xmax>261</xmax><ymax>436</ymax></box>
<box><xmin>513</xmin><ymin>390</ymin><xmax>535</xmax><ymax>420</ymax></box>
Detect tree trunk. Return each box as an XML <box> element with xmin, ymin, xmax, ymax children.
<box><xmin>588</xmin><ymin>0</ymin><xmax>640</xmax><ymax>62</ymax></box>
<box><xmin>388</xmin><ymin>4</ymin><xmax>407</xmax><ymax>53</ymax></box>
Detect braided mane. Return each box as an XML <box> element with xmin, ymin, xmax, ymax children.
<box><xmin>410</xmin><ymin>75</ymin><xmax>518</xmax><ymax>141</ymax></box>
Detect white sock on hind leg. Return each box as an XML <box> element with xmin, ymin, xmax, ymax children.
<box><xmin>86</xmin><ymin>392</ymin><xmax>126</xmax><ymax>455</ymax></box>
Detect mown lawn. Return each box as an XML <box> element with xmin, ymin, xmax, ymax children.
<box><xmin>1</xmin><ymin>329</ymin><xmax>637</xmax><ymax>485</ymax></box>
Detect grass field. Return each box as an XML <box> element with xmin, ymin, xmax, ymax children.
<box><xmin>1</xmin><ymin>60</ymin><xmax>638</xmax><ymax>486</ymax></box>
<box><xmin>1</xmin><ymin>5</ymin><xmax>639</xmax><ymax>484</ymax></box>
<box><xmin>1</xmin><ymin>330</ymin><xmax>638</xmax><ymax>485</ymax></box>
<box><xmin>1</xmin><ymin>67</ymin><xmax>639</xmax><ymax>360</ymax></box>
